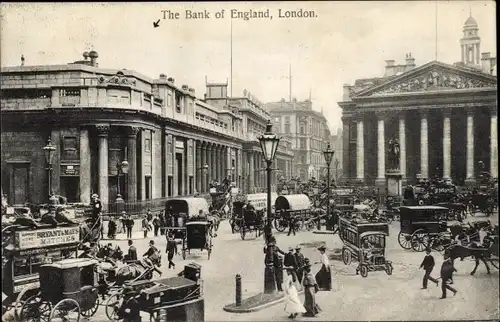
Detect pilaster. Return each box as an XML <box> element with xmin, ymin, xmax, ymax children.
<box><xmin>79</xmin><ymin>127</ymin><xmax>91</xmax><ymax>204</ymax></box>
<box><xmin>126</xmin><ymin>126</ymin><xmax>140</xmax><ymax>201</ymax></box>
<box><xmin>96</xmin><ymin>124</ymin><xmax>110</xmax><ymax>204</ymax></box>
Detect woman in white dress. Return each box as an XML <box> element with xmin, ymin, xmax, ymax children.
<box><xmin>283</xmin><ymin>276</ymin><xmax>306</xmax><ymax>319</ymax></box>
<box><xmin>315</xmin><ymin>245</ymin><xmax>332</xmax><ymax>291</ymax></box>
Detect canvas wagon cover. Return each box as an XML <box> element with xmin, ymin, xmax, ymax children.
<box><xmin>165</xmin><ymin>198</ymin><xmax>209</xmax><ymax>218</ymax></box>
<box><xmin>245</xmin><ymin>193</ymin><xmax>278</xmax><ymax>210</ymax></box>
<box><xmin>275</xmin><ymin>194</ymin><xmax>311</xmax><ymax>211</ymax></box>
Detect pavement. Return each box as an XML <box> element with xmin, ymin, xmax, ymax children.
<box><xmin>89</xmin><ymin>213</ymin><xmax>499</xmax><ymax>321</ymax></box>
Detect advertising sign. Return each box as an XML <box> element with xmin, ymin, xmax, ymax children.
<box><xmin>332</xmin><ymin>188</ymin><xmax>354</xmax><ymax>196</ymax></box>
<box><xmin>15</xmin><ymin>227</ymin><xmax>80</xmax><ymax>250</ymax></box>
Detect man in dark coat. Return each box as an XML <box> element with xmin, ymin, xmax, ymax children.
<box><xmin>440</xmin><ymin>254</ymin><xmax>458</xmax><ymax>299</ymax></box>
<box><xmin>126</xmin><ymin>239</ymin><xmax>138</xmax><ymax>262</ymax></box>
<box><xmin>273</xmin><ymin>246</ymin><xmax>284</xmax><ymax>291</ymax></box>
<box><xmin>283</xmin><ymin>246</ymin><xmax>298</xmax><ymax>282</ymax></box>
<box><xmin>166</xmin><ymin>233</ymin><xmax>178</xmax><ymax>269</ymax></box>
<box><xmin>125</xmin><ymin>214</ymin><xmax>134</xmax><ymax>239</ymax></box>
<box><xmin>91</xmin><ymin>194</ymin><xmax>102</xmax><ymax>222</ymax></box>
<box><xmin>294</xmin><ymin>246</ymin><xmax>306</xmax><ymax>283</ymax></box>
<box><xmin>420</xmin><ymin>248</ymin><xmax>438</xmax><ymax>289</ymax></box>
<box><xmin>287</xmin><ymin>214</ymin><xmax>297</xmax><ymax>236</ymax></box>
<box><xmin>117</xmin><ymin>286</ymin><xmax>141</xmax><ymax>322</ymax></box>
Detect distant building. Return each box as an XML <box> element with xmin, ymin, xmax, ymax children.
<box><xmin>265</xmin><ymin>98</ymin><xmax>332</xmax><ymax>181</ymax></box>
<box><xmin>339</xmin><ymin>15</ymin><xmax>497</xmax><ymax>188</ymax></box>
<box><xmin>329</xmin><ymin>129</ymin><xmax>343</xmax><ymax>181</ymax></box>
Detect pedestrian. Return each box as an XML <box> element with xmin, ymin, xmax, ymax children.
<box><xmin>302</xmin><ymin>265</ymin><xmax>321</xmax><ymax>317</ymax></box>
<box><xmin>108</xmin><ymin>219</ymin><xmax>117</xmax><ymax>239</ymax></box>
<box><xmin>142</xmin><ymin>216</ymin><xmax>150</xmax><ymax>238</ymax></box>
<box><xmin>146</xmin><ymin>208</ymin><xmax>153</xmax><ymax>222</ymax></box>
<box><xmin>315</xmin><ymin>245</ymin><xmax>331</xmax><ymax>291</ymax></box>
<box><xmin>143</xmin><ymin>240</ymin><xmax>160</xmax><ymax>266</ymax></box>
<box><xmin>273</xmin><ymin>245</ymin><xmax>284</xmax><ymax>292</ymax></box>
<box><xmin>284</xmin><ymin>246</ymin><xmax>298</xmax><ymax>283</ymax></box>
<box><xmin>420</xmin><ymin>247</ymin><xmax>438</xmax><ymax>289</ymax></box>
<box><xmin>166</xmin><ymin>233</ymin><xmax>178</xmax><ymax>269</ymax></box>
<box><xmin>159</xmin><ymin>210</ymin><xmax>166</xmax><ymax>235</ymax></box>
<box><xmin>152</xmin><ymin>214</ymin><xmax>160</xmax><ymax>237</ymax></box>
<box><xmin>126</xmin><ymin>239</ymin><xmax>137</xmax><ymax>262</ymax></box>
<box><xmin>294</xmin><ymin>246</ymin><xmax>305</xmax><ymax>284</ymax></box>
<box><xmin>125</xmin><ymin>214</ymin><xmax>134</xmax><ymax>239</ymax></box>
<box><xmin>440</xmin><ymin>254</ymin><xmax>458</xmax><ymax>299</ymax></box>
<box><xmin>117</xmin><ymin>286</ymin><xmax>141</xmax><ymax>322</ymax></box>
<box><xmin>283</xmin><ymin>276</ymin><xmax>306</xmax><ymax>319</ymax></box>
<box><xmin>91</xmin><ymin>194</ymin><xmax>102</xmax><ymax>222</ymax></box>
<box><xmin>287</xmin><ymin>214</ymin><xmax>297</xmax><ymax>236</ymax></box>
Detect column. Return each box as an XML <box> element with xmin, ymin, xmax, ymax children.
<box><xmin>476</xmin><ymin>44</ymin><xmax>480</xmax><ymax>64</ymax></box>
<box><xmin>491</xmin><ymin>111</ymin><xmax>498</xmax><ymax>178</ymax></box>
<box><xmin>204</xmin><ymin>143</ymin><xmax>210</xmax><ymax>191</ymax></box>
<box><xmin>461</xmin><ymin>45</ymin><xmax>465</xmax><ymax>63</ymax></box>
<box><xmin>126</xmin><ymin>126</ymin><xmax>140</xmax><ymax>201</ymax></box>
<box><xmin>210</xmin><ymin>144</ymin><xmax>216</xmax><ymax>183</ymax></box>
<box><xmin>466</xmin><ymin>109</ymin><xmax>474</xmax><ymax>180</ymax></box>
<box><xmin>471</xmin><ymin>47</ymin><xmax>475</xmax><ymax>66</ymax></box>
<box><xmin>96</xmin><ymin>124</ymin><xmax>110</xmax><ymax>204</ymax></box>
<box><xmin>356</xmin><ymin>119</ymin><xmax>364</xmax><ymax>180</ymax></box>
<box><xmin>196</xmin><ymin>141</ymin><xmax>202</xmax><ymax>193</ymax></box>
<box><xmin>420</xmin><ymin>112</ymin><xmax>429</xmax><ymax>178</ymax></box>
<box><xmin>248</xmin><ymin>152</ymin><xmax>255</xmax><ymax>192</ymax></box>
<box><xmin>79</xmin><ymin>127</ymin><xmax>91</xmax><ymax>204</ymax></box>
<box><xmin>398</xmin><ymin>115</ymin><xmax>406</xmax><ymax>178</ymax></box>
<box><xmin>377</xmin><ymin>117</ymin><xmax>385</xmax><ymax>179</ymax></box>
<box><xmin>442</xmin><ymin>109</ymin><xmax>451</xmax><ymax>179</ymax></box>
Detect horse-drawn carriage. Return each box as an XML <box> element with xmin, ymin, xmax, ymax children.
<box><xmin>331</xmin><ymin>187</ymin><xmax>357</xmax><ymax>215</ymax></box>
<box><xmin>209</xmin><ymin>183</ymin><xmax>236</xmax><ymax>219</ymax></box>
<box><xmin>274</xmin><ymin>194</ymin><xmax>312</xmax><ymax>232</ymax></box>
<box><xmin>397</xmin><ymin>206</ymin><xmax>450</xmax><ymax>252</ymax></box>
<box><xmin>230</xmin><ymin>193</ymin><xmax>277</xmax><ymax>234</ymax></box>
<box><xmin>338</xmin><ymin>216</ymin><xmax>393</xmax><ymax>278</ymax></box>
<box><xmin>163</xmin><ymin>198</ymin><xmax>210</xmax><ymax>239</ymax></box>
<box><xmin>2</xmin><ymin>222</ymin><xmax>80</xmax><ymax>321</ymax></box>
<box><xmin>468</xmin><ymin>192</ymin><xmax>496</xmax><ymax>216</ymax></box>
<box><xmin>105</xmin><ymin>263</ymin><xmax>204</xmax><ymax>322</ymax></box>
<box><xmin>180</xmin><ymin>221</ymin><xmax>213</xmax><ymax>260</ymax></box>
<box><xmin>19</xmin><ymin>258</ymin><xmax>100</xmax><ymax>321</ymax></box>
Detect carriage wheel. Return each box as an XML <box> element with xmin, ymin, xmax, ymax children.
<box><xmin>411</xmin><ymin>229</ymin><xmax>430</xmax><ymax>252</ymax></box>
<box><xmin>397</xmin><ymin>232</ymin><xmax>412</xmax><ymax>249</ymax></box>
<box><xmin>105</xmin><ymin>293</ymin><xmax>122</xmax><ymax>321</ymax></box>
<box><xmin>274</xmin><ymin>219</ymin><xmax>287</xmax><ymax>232</ymax></box>
<box><xmin>240</xmin><ymin>226</ymin><xmax>246</xmax><ymax>240</ymax></box>
<box><xmin>359</xmin><ymin>265</ymin><xmax>368</xmax><ymax>278</ymax></box>
<box><xmin>232</xmin><ymin>221</ymin><xmax>241</xmax><ymax>232</ymax></box>
<box><xmin>49</xmin><ymin>299</ymin><xmax>80</xmax><ymax>322</ymax></box>
<box><xmin>490</xmin><ymin>258</ymin><xmax>499</xmax><ymax>269</ymax></box>
<box><xmin>20</xmin><ymin>293</ymin><xmax>52</xmax><ymax>322</ymax></box>
<box><xmin>385</xmin><ymin>263</ymin><xmax>393</xmax><ymax>275</ymax></box>
<box><xmin>342</xmin><ymin>248</ymin><xmax>352</xmax><ymax>265</ymax></box>
<box><xmin>81</xmin><ymin>296</ymin><xmax>100</xmax><ymax>318</ymax></box>
<box><xmin>15</xmin><ymin>287</ymin><xmax>37</xmax><ymax>320</ymax></box>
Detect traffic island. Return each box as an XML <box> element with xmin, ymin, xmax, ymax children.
<box><xmin>312</xmin><ymin>230</ymin><xmax>336</xmax><ymax>234</ymax></box>
<box><xmin>223</xmin><ymin>289</ymin><xmax>305</xmax><ymax>313</ymax></box>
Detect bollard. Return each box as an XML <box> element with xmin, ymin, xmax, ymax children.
<box><xmin>235</xmin><ymin>274</ymin><xmax>242</xmax><ymax>306</ymax></box>
<box><xmin>317</xmin><ymin>214</ymin><xmax>321</xmax><ymax>231</ymax></box>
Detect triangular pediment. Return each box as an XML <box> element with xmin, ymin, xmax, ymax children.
<box><xmin>356</xmin><ymin>61</ymin><xmax>497</xmax><ymax>97</ymax></box>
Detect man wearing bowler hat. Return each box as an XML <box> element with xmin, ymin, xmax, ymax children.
<box><xmin>294</xmin><ymin>246</ymin><xmax>305</xmax><ymax>283</ymax></box>
<box><xmin>284</xmin><ymin>246</ymin><xmax>298</xmax><ymax>283</ymax></box>
<box><xmin>117</xmin><ymin>286</ymin><xmax>141</xmax><ymax>322</ymax></box>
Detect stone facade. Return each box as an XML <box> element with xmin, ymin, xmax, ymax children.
<box><xmin>339</xmin><ymin>16</ymin><xmax>497</xmax><ymax>187</ymax></box>
<box><xmin>264</xmin><ymin>99</ymin><xmax>332</xmax><ymax>181</ymax></box>
<box><xmin>0</xmin><ymin>53</ymin><xmax>294</xmax><ymax>205</ymax></box>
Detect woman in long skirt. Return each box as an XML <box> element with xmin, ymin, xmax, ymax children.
<box><xmin>284</xmin><ymin>277</ymin><xmax>306</xmax><ymax>319</ymax></box>
<box><xmin>302</xmin><ymin>266</ymin><xmax>321</xmax><ymax>317</ymax></box>
<box><xmin>315</xmin><ymin>245</ymin><xmax>332</xmax><ymax>291</ymax></box>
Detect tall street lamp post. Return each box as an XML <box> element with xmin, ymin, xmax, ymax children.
<box><xmin>258</xmin><ymin>121</ymin><xmax>280</xmax><ymax>294</ymax></box>
<box><xmin>43</xmin><ymin>139</ymin><xmax>56</xmax><ymax>203</ymax></box>
<box><xmin>334</xmin><ymin>158</ymin><xmax>339</xmax><ymax>184</ymax></box>
<box><xmin>323</xmin><ymin>143</ymin><xmax>335</xmax><ymax>232</ymax></box>
<box><xmin>116</xmin><ymin>157</ymin><xmax>130</xmax><ymax>202</ymax></box>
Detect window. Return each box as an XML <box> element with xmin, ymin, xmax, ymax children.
<box><xmin>145</xmin><ymin>138</ymin><xmax>151</xmax><ymax>152</ymax></box>
<box><xmin>175</xmin><ymin>93</ymin><xmax>182</xmax><ymax>113</ymax></box>
<box><xmin>167</xmin><ymin>93</ymin><xmax>172</xmax><ymax>107</ymax></box>
<box><xmin>300</xmin><ymin>124</ymin><xmax>305</xmax><ymax>134</ymax></box>
<box><xmin>284</xmin><ymin>124</ymin><xmax>290</xmax><ymax>133</ymax></box>
<box><xmin>300</xmin><ymin>138</ymin><xmax>306</xmax><ymax>149</ymax></box>
<box><xmin>62</xmin><ymin>136</ymin><xmax>78</xmax><ymax>160</ymax></box>
<box><xmin>1</xmin><ymin>88</ymin><xmax>51</xmax><ymax>99</ymax></box>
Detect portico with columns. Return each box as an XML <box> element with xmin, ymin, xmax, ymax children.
<box><xmin>340</xmin><ymin>61</ymin><xmax>497</xmax><ymax>187</ymax></box>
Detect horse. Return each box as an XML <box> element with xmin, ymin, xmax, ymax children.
<box><xmin>444</xmin><ymin>236</ymin><xmax>496</xmax><ymax>276</ymax></box>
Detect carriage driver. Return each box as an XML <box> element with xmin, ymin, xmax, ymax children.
<box><xmin>117</xmin><ymin>286</ymin><xmax>141</xmax><ymax>322</ymax></box>
<box><xmin>361</xmin><ymin>239</ymin><xmax>374</xmax><ymax>262</ymax></box>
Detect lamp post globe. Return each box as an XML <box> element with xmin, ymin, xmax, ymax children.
<box><xmin>322</xmin><ymin>143</ymin><xmax>335</xmax><ymax>231</ymax></box>
<box><xmin>258</xmin><ymin>120</ymin><xmax>280</xmax><ymax>294</ymax></box>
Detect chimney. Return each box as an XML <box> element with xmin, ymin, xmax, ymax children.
<box><xmin>167</xmin><ymin>77</ymin><xmax>175</xmax><ymax>83</ymax></box>
<box><xmin>188</xmin><ymin>88</ymin><xmax>195</xmax><ymax>94</ymax></box>
<box><xmin>405</xmin><ymin>52</ymin><xmax>416</xmax><ymax>71</ymax></box>
<box><xmin>384</xmin><ymin>60</ymin><xmax>396</xmax><ymax>77</ymax></box>
<box><xmin>342</xmin><ymin>84</ymin><xmax>353</xmax><ymax>101</ymax></box>
<box><xmin>182</xmin><ymin>85</ymin><xmax>189</xmax><ymax>91</ymax></box>
<box><xmin>159</xmin><ymin>73</ymin><xmax>167</xmax><ymax>80</ymax></box>
<box><xmin>88</xmin><ymin>50</ymin><xmax>98</xmax><ymax>67</ymax></box>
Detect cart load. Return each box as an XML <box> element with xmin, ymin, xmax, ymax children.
<box><xmin>181</xmin><ymin>221</ymin><xmax>213</xmax><ymax>260</ymax></box>
<box><xmin>398</xmin><ymin>206</ymin><xmax>449</xmax><ymax>251</ymax></box>
<box><xmin>209</xmin><ymin>183</ymin><xmax>237</xmax><ymax>218</ymax></box>
<box><xmin>230</xmin><ymin>193</ymin><xmax>277</xmax><ymax>234</ymax></box>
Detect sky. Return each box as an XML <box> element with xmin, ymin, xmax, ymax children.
<box><xmin>0</xmin><ymin>1</ymin><xmax>496</xmax><ymax>133</ymax></box>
